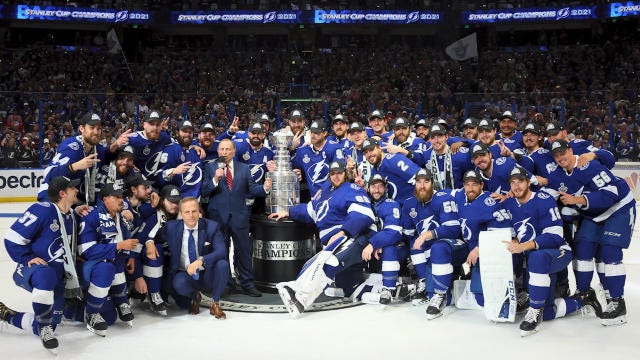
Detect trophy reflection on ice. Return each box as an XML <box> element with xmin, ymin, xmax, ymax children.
<box><xmin>265</xmin><ymin>131</ymin><xmax>300</xmax><ymax>213</ymax></box>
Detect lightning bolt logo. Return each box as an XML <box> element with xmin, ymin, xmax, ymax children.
<box><xmin>460</xmin><ymin>218</ymin><xmax>473</xmax><ymax>241</ymax></box>
<box><xmin>515</xmin><ymin>217</ymin><xmax>536</xmax><ymax>242</ymax></box>
<box><xmin>308</xmin><ymin>161</ymin><xmax>328</xmax><ymax>184</ymax></box>
<box><xmin>182</xmin><ymin>162</ymin><xmax>202</xmax><ymax>185</ymax></box>
<box><xmin>145</xmin><ymin>152</ymin><xmax>163</xmax><ymax>176</ymax></box>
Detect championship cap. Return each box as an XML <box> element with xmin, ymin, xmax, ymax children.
<box><xmin>429</xmin><ymin>124</ymin><xmax>447</xmax><ymax>136</ymax></box>
<box><xmin>415</xmin><ymin>168</ymin><xmax>433</xmax><ymax>181</ymax></box>
<box><xmin>369</xmin><ymin>110</ymin><xmax>383</xmax><ymax>119</ymax></box>
<box><xmin>249</xmin><ymin>122</ymin><xmax>266</xmax><ymax>133</ymax></box>
<box><xmin>471</xmin><ymin>143</ymin><xmax>490</xmax><ymax>157</ymax></box>
<box><xmin>436</xmin><ymin>118</ymin><xmax>448</xmax><ymax>128</ymax></box>
<box><xmin>392</xmin><ymin>117</ymin><xmax>410</xmax><ymax>129</ymax></box>
<box><xmin>546</xmin><ymin>121</ymin><xmax>565</xmax><ymax>136</ymax></box>
<box><xmin>125</xmin><ymin>173</ymin><xmax>153</xmax><ymax>189</ymax></box>
<box><xmin>414</xmin><ymin>118</ymin><xmax>429</xmax><ymax>129</ymax></box>
<box><xmin>199</xmin><ymin>123</ymin><xmax>215</xmax><ymax>132</ymax></box>
<box><xmin>79</xmin><ymin>113</ymin><xmax>102</xmax><ymax>126</ymax></box>
<box><xmin>522</xmin><ymin>123</ymin><xmax>542</xmax><ymax>135</ymax></box>
<box><xmin>116</xmin><ymin>145</ymin><xmax>135</xmax><ymax>159</ymax></box>
<box><xmin>160</xmin><ymin>185</ymin><xmax>181</xmax><ymax>203</ymax></box>
<box><xmin>43</xmin><ymin>138</ymin><xmax>50</xmax><ymax>144</ymax></box>
<box><xmin>328</xmin><ymin>160</ymin><xmax>346</xmax><ymax>173</ymax></box>
<box><xmin>145</xmin><ymin>111</ymin><xmax>161</xmax><ymax>123</ymax></box>
<box><xmin>478</xmin><ymin>118</ymin><xmax>494</xmax><ymax>131</ymax></box>
<box><xmin>47</xmin><ymin>176</ymin><xmax>80</xmax><ymax>199</ymax></box>
<box><xmin>499</xmin><ymin>111</ymin><xmax>515</xmax><ymax>121</ymax></box>
<box><xmin>348</xmin><ymin>122</ymin><xmax>365</xmax><ymax>133</ymax></box>
<box><xmin>369</xmin><ymin>174</ymin><xmax>387</xmax><ymax>186</ymax></box>
<box><xmin>101</xmin><ymin>183</ymin><xmax>124</xmax><ymax>198</ymax></box>
<box><xmin>309</xmin><ymin>120</ymin><xmax>327</xmax><ymax>133</ymax></box>
<box><xmin>260</xmin><ymin>113</ymin><xmax>271</xmax><ymax>123</ymax></box>
<box><xmin>463</xmin><ymin>170</ymin><xmax>483</xmax><ymax>183</ymax></box>
<box><xmin>550</xmin><ymin>139</ymin><xmax>571</xmax><ymax>154</ymax></box>
<box><xmin>178</xmin><ymin>120</ymin><xmax>194</xmax><ymax>130</ymax></box>
<box><xmin>333</xmin><ymin>114</ymin><xmax>348</xmax><ymax>124</ymax></box>
<box><xmin>462</xmin><ymin>118</ymin><xmax>478</xmax><ymax>129</ymax></box>
<box><xmin>508</xmin><ymin>166</ymin><xmax>529</xmax><ymax>181</ymax></box>
<box><xmin>362</xmin><ymin>138</ymin><xmax>379</xmax><ymax>152</ymax></box>
<box><xmin>290</xmin><ymin>110</ymin><xmax>303</xmax><ymax>119</ymax></box>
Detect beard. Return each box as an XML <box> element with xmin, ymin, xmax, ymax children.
<box><xmin>249</xmin><ymin>136</ymin><xmax>262</xmax><ymax>147</ymax></box>
<box><xmin>414</xmin><ymin>187</ymin><xmax>433</xmax><ymax>203</ymax></box>
<box><xmin>177</xmin><ymin>135</ymin><xmax>192</xmax><ymax>147</ymax></box>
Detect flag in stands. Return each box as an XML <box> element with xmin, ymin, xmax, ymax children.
<box><xmin>445</xmin><ymin>33</ymin><xmax>478</xmax><ymax>61</ymax></box>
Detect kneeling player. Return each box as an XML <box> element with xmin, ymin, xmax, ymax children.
<box><xmin>401</xmin><ymin>169</ymin><xmax>467</xmax><ymax>318</ymax></box>
<box><xmin>503</xmin><ymin>167</ymin><xmax>601</xmax><ymax>336</ymax></box>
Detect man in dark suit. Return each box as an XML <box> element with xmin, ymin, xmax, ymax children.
<box><xmin>201</xmin><ymin>139</ymin><xmax>272</xmax><ymax>297</ymax></box>
<box><xmin>154</xmin><ymin>197</ymin><xmax>229</xmax><ymax>319</ymax></box>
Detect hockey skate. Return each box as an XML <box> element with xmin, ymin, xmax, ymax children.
<box><xmin>379</xmin><ymin>288</ymin><xmax>392</xmax><ymax>305</ymax></box>
<box><xmin>276</xmin><ymin>282</ymin><xmax>304</xmax><ymax>319</ymax></box>
<box><xmin>85</xmin><ymin>311</ymin><xmax>108</xmax><ymax>337</ymax></box>
<box><xmin>426</xmin><ymin>292</ymin><xmax>447</xmax><ymax>320</ymax></box>
<box><xmin>516</xmin><ymin>291</ymin><xmax>530</xmax><ymax>314</ymax></box>
<box><xmin>519</xmin><ymin>307</ymin><xmax>543</xmax><ymax>337</ymax></box>
<box><xmin>117</xmin><ymin>302</ymin><xmax>134</xmax><ymax>326</ymax></box>
<box><xmin>411</xmin><ymin>279</ymin><xmax>429</xmax><ymax>306</ymax></box>
<box><xmin>38</xmin><ymin>325</ymin><xmax>59</xmax><ymax>354</ymax></box>
<box><xmin>148</xmin><ymin>292</ymin><xmax>168</xmax><ymax>317</ymax></box>
<box><xmin>572</xmin><ymin>288</ymin><xmax>603</xmax><ymax>318</ymax></box>
<box><xmin>0</xmin><ymin>302</ymin><xmax>17</xmax><ymax>323</ymax></box>
<box><xmin>601</xmin><ymin>297</ymin><xmax>626</xmax><ymax>326</ymax></box>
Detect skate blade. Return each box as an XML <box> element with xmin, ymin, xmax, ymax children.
<box><xmin>426</xmin><ymin>311</ymin><xmax>444</xmax><ymax>320</ymax></box>
<box><xmin>520</xmin><ymin>328</ymin><xmax>539</xmax><ymax>337</ymax></box>
<box><xmin>46</xmin><ymin>347</ymin><xmax>59</xmax><ymax>355</ymax></box>
<box><xmin>86</xmin><ymin>325</ymin><xmax>107</xmax><ymax>337</ymax></box>
<box><xmin>411</xmin><ymin>298</ymin><xmax>429</xmax><ymax>306</ymax></box>
<box><xmin>156</xmin><ymin>310</ymin><xmax>168</xmax><ymax>317</ymax></box>
<box><xmin>276</xmin><ymin>285</ymin><xmax>301</xmax><ymax>319</ymax></box>
<box><xmin>124</xmin><ymin>321</ymin><xmax>133</xmax><ymax>327</ymax></box>
<box><xmin>601</xmin><ymin>316</ymin><xmax>627</xmax><ymax>326</ymax></box>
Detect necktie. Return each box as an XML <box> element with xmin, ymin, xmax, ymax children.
<box><xmin>226</xmin><ymin>166</ymin><xmax>233</xmax><ymax>190</ymax></box>
<box><xmin>187</xmin><ymin>229</ymin><xmax>199</xmax><ymax>280</ymax></box>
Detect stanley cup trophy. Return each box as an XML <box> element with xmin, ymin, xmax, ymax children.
<box><xmin>251</xmin><ymin>130</ymin><xmax>315</xmax><ymax>290</ymax></box>
<box><xmin>265</xmin><ymin>131</ymin><xmax>300</xmax><ymax>213</ymax></box>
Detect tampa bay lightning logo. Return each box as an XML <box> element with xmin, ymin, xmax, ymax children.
<box><xmin>182</xmin><ymin>162</ymin><xmax>202</xmax><ymax>186</ymax></box>
<box><xmin>307</xmin><ymin>161</ymin><xmax>329</xmax><ymax>185</ymax></box>
<box><xmin>417</xmin><ymin>215</ymin><xmax>440</xmax><ymax>233</ymax></box>
<box><xmin>47</xmin><ymin>239</ymin><xmax>65</xmax><ymax>263</ymax></box>
<box><xmin>264</xmin><ymin>11</ymin><xmax>276</xmax><ymax>23</ymax></box>
<box><xmin>145</xmin><ymin>152</ymin><xmax>163</xmax><ymax>176</ymax></box>
<box><xmin>250</xmin><ymin>163</ymin><xmax>265</xmax><ymax>182</ymax></box>
<box><xmin>316</xmin><ymin>199</ymin><xmax>331</xmax><ymax>222</ymax></box>
<box><xmin>115</xmin><ymin>11</ymin><xmax>129</xmax><ymax>22</ymax></box>
<box><xmin>460</xmin><ymin>218</ymin><xmax>472</xmax><ymax>241</ymax></box>
<box><xmin>556</xmin><ymin>7</ymin><xmax>570</xmax><ymax>20</ymax></box>
<box><xmin>407</xmin><ymin>11</ymin><xmax>419</xmax><ymax>23</ymax></box>
<box><xmin>515</xmin><ymin>217</ymin><xmax>536</xmax><ymax>242</ymax></box>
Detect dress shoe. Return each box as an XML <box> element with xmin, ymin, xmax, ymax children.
<box><xmin>189</xmin><ymin>292</ymin><xmax>202</xmax><ymax>315</ymax></box>
<box><xmin>242</xmin><ymin>287</ymin><xmax>262</xmax><ymax>297</ymax></box>
<box><xmin>209</xmin><ymin>302</ymin><xmax>226</xmax><ymax>320</ymax></box>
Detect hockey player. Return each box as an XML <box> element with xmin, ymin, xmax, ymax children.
<box><xmin>1</xmin><ymin>176</ymin><xmax>81</xmax><ymax>353</ymax></box>
<box><xmin>38</xmin><ymin>113</ymin><xmax>130</xmax><ymax>205</ymax></box>
<box><xmin>502</xmin><ymin>166</ymin><xmax>601</xmax><ymax>336</ymax></box>
<box><xmin>344</xmin><ymin>122</ymin><xmax>373</xmax><ymax>185</ymax></box>
<box><xmin>134</xmin><ymin>185</ymin><xmax>181</xmax><ymax>316</ymax></box>
<box><xmin>496</xmin><ymin>111</ymin><xmax>523</xmax><ymax>151</ymax></box>
<box><xmin>421</xmin><ymin>124</ymin><xmax>473</xmax><ymax>190</ymax></box>
<box><xmin>475</xmin><ymin>118</ymin><xmax>502</xmax><ymax>159</ymax></box>
<box><xmin>363</xmin><ymin>137</ymin><xmax>420</xmax><ymax>205</ymax></box>
<box><xmin>365</xmin><ymin>110</ymin><xmax>392</xmax><ymax>142</ymax></box>
<box><xmin>414</xmin><ymin>118</ymin><xmax>429</xmax><ymax>141</ymax></box>
<box><xmin>234</xmin><ymin>122</ymin><xmax>275</xmax><ymax>212</ymax></box>
<box><xmin>384</xmin><ymin>117</ymin><xmax>428</xmax><ymax>167</ymax></box>
<box><xmin>363</xmin><ymin>174</ymin><xmax>404</xmax><ymax>304</ymax></box>
<box><xmin>471</xmin><ymin>143</ymin><xmax>535</xmax><ymax>198</ymax></box>
<box><xmin>401</xmin><ymin>169</ymin><xmax>465</xmax><ymax>318</ymax></box>
<box><xmin>95</xmin><ymin>145</ymin><xmax>138</xmax><ymax>198</ymax></box>
<box><xmin>547</xmin><ymin>140</ymin><xmax>635</xmax><ymax>325</ymax></box>
<box><xmin>194</xmin><ymin>123</ymin><xmax>219</xmax><ymax>164</ymax></box>
<box><xmin>461</xmin><ymin>118</ymin><xmax>479</xmax><ymax>141</ymax></box>
<box><xmin>269</xmin><ymin>160</ymin><xmax>375</xmax><ymax>318</ymax></box>
<box><xmin>327</xmin><ymin>114</ymin><xmax>350</xmax><ymax>148</ymax></box>
<box><xmin>545</xmin><ymin>121</ymin><xmax>616</xmax><ymax>169</ymax></box>
<box><xmin>156</xmin><ymin>120</ymin><xmax>203</xmax><ymax>199</ymax></box>
<box><xmin>291</xmin><ymin>120</ymin><xmax>344</xmax><ymax>198</ymax></box>
<box><xmin>79</xmin><ymin>183</ymin><xmax>139</xmax><ymax>336</ymax></box>
<box><xmin>128</xmin><ymin>111</ymin><xmax>174</xmax><ymax>180</ymax></box>
<box><xmin>452</xmin><ymin>170</ymin><xmax>513</xmax><ymax>306</ymax></box>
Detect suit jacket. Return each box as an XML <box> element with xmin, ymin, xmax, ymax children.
<box><xmin>156</xmin><ymin>218</ymin><xmax>227</xmax><ymax>276</ymax></box>
<box><xmin>201</xmin><ymin>159</ymin><xmax>267</xmax><ymax>225</ymax></box>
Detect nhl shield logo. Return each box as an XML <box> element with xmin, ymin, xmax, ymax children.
<box><xmin>50</xmin><ymin>220</ymin><xmax>60</xmax><ymax>232</ymax></box>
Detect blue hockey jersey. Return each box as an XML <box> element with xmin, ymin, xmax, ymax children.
<box><xmin>401</xmin><ymin>191</ymin><xmax>462</xmax><ymax>244</ymax></box>
<box><xmin>368</xmin><ymin>196</ymin><xmax>403</xmax><ymax>250</ymax></box>
<box><xmin>78</xmin><ymin>202</ymin><xmax>131</xmax><ymax>263</ymax></box>
<box><xmin>234</xmin><ymin>138</ymin><xmax>274</xmax><ymax>184</ymax></box>
<box><xmin>477</xmin><ymin>156</ymin><xmax>534</xmax><ymax>195</ymax></box>
<box><xmin>156</xmin><ymin>143</ymin><xmax>202</xmax><ymax>199</ymax></box>
<box><xmin>452</xmin><ymin>190</ymin><xmax>512</xmax><ymax>250</ymax></box>
<box><xmin>128</xmin><ymin>130</ymin><xmax>174</xmax><ymax>179</ymax></box>
<box><xmin>291</xmin><ymin>140</ymin><xmax>345</xmax><ymax>197</ymax></box>
<box><xmin>371</xmin><ymin>153</ymin><xmax>421</xmax><ymax>204</ymax></box>
<box><xmin>421</xmin><ymin>147</ymin><xmax>474</xmax><ymax>190</ymax></box>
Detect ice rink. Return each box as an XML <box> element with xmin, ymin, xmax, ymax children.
<box><xmin>0</xmin><ymin>201</ymin><xmax>638</xmax><ymax>360</ymax></box>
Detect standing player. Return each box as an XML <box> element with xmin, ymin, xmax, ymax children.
<box><xmin>128</xmin><ymin>111</ymin><xmax>174</xmax><ymax>180</ymax></box>
<box><xmin>384</xmin><ymin>117</ymin><xmax>428</xmax><ymax>167</ymax></box>
<box><xmin>1</xmin><ymin>176</ymin><xmax>80</xmax><ymax>353</ymax></box>
<box><xmin>327</xmin><ymin>114</ymin><xmax>350</xmax><ymax>148</ymax></box>
<box><xmin>496</xmin><ymin>111</ymin><xmax>523</xmax><ymax>151</ymax></box>
<box><xmin>422</xmin><ymin>124</ymin><xmax>473</xmax><ymax>190</ymax></box>
<box><xmin>234</xmin><ymin>122</ymin><xmax>275</xmax><ymax>212</ymax></box>
<box><xmin>156</xmin><ymin>120</ymin><xmax>203</xmax><ymax>199</ymax></box>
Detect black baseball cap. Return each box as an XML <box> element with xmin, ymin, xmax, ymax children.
<box><xmin>546</xmin><ymin>121</ymin><xmax>565</xmax><ymax>136</ymax></box>
<box><xmin>499</xmin><ymin>111</ymin><xmax>515</xmax><ymax>121</ymax></box>
<box><xmin>362</xmin><ymin>138</ymin><xmax>379</xmax><ymax>152</ymax></box>
<box><xmin>348</xmin><ymin>122</ymin><xmax>365</xmax><ymax>133</ymax></box>
<box><xmin>414</xmin><ymin>118</ymin><xmax>428</xmax><ymax>129</ymax></box>
<box><xmin>160</xmin><ymin>185</ymin><xmax>181</xmax><ymax>203</ymax></box>
<box><xmin>101</xmin><ymin>183</ymin><xmax>125</xmax><ymax>198</ymax></box>
<box><xmin>199</xmin><ymin>123</ymin><xmax>215</xmax><ymax>132</ymax></box>
<box><xmin>333</xmin><ymin>114</ymin><xmax>348</xmax><ymax>124</ymax></box>
<box><xmin>260</xmin><ymin>113</ymin><xmax>271</xmax><ymax>123</ymax></box>
<box><xmin>415</xmin><ymin>168</ymin><xmax>433</xmax><ymax>181</ymax></box>
<box><xmin>145</xmin><ymin>111</ymin><xmax>162</xmax><ymax>123</ymax></box>
<box><xmin>47</xmin><ymin>176</ymin><xmax>80</xmax><ymax>199</ymax></box>
<box><xmin>290</xmin><ymin>110</ymin><xmax>303</xmax><ymax>119</ymax></box>
<box><xmin>369</xmin><ymin>110</ymin><xmax>383</xmax><ymax>119</ymax></box>
<box><xmin>309</xmin><ymin>120</ymin><xmax>327</xmax><ymax>133</ymax></box>
<box><xmin>369</xmin><ymin>174</ymin><xmax>387</xmax><ymax>186</ymax></box>
<box><xmin>471</xmin><ymin>143</ymin><xmax>490</xmax><ymax>157</ymax></box>
<box><xmin>461</xmin><ymin>118</ymin><xmax>478</xmax><ymax>129</ymax></box>
<box><xmin>116</xmin><ymin>145</ymin><xmax>135</xmax><ymax>159</ymax></box>
<box><xmin>463</xmin><ymin>170</ymin><xmax>483</xmax><ymax>183</ymax></box>
<box><xmin>550</xmin><ymin>140</ymin><xmax>571</xmax><ymax>154</ymax></box>
<box><xmin>125</xmin><ymin>173</ymin><xmax>153</xmax><ymax>189</ymax></box>
<box><xmin>508</xmin><ymin>166</ymin><xmax>529</xmax><ymax>181</ymax></box>
<box><xmin>436</xmin><ymin>118</ymin><xmax>448</xmax><ymax>128</ymax></box>
<box><xmin>392</xmin><ymin>117</ymin><xmax>410</xmax><ymax>129</ymax></box>
<box><xmin>178</xmin><ymin>120</ymin><xmax>194</xmax><ymax>130</ymax></box>
<box><xmin>522</xmin><ymin>123</ymin><xmax>542</xmax><ymax>135</ymax></box>
<box><xmin>328</xmin><ymin>160</ymin><xmax>346</xmax><ymax>173</ymax></box>
<box><xmin>477</xmin><ymin>119</ymin><xmax>494</xmax><ymax>131</ymax></box>
<box><xmin>79</xmin><ymin>113</ymin><xmax>102</xmax><ymax>126</ymax></box>
<box><xmin>429</xmin><ymin>124</ymin><xmax>447</xmax><ymax>136</ymax></box>
<box><xmin>249</xmin><ymin>122</ymin><xmax>266</xmax><ymax>133</ymax></box>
